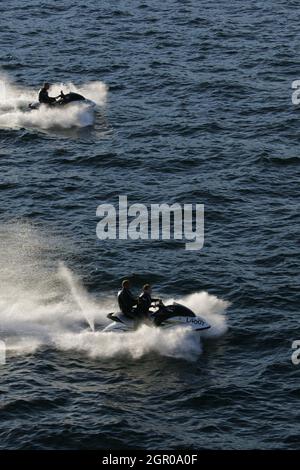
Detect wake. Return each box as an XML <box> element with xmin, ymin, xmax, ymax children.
<box><xmin>0</xmin><ymin>222</ymin><xmax>229</xmax><ymax>362</ymax></box>
<box><xmin>0</xmin><ymin>73</ymin><xmax>107</xmax><ymax>129</ymax></box>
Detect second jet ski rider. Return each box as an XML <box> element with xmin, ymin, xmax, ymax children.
<box><xmin>137</xmin><ymin>284</ymin><xmax>162</xmax><ymax>317</ymax></box>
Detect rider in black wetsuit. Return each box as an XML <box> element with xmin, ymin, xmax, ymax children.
<box><xmin>137</xmin><ymin>284</ymin><xmax>161</xmax><ymax>318</ymax></box>
<box><xmin>117</xmin><ymin>280</ymin><xmax>138</xmax><ymax>319</ymax></box>
<box><xmin>38</xmin><ymin>83</ymin><xmax>57</xmax><ymax>105</ymax></box>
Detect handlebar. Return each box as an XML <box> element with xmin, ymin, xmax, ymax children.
<box><xmin>152</xmin><ymin>299</ymin><xmax>163</xmax><ymax>306</ymax></box>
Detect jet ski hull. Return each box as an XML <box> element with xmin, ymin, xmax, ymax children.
<box><xmin>157</xmin><ymin>315</ymin><xmax>211</xmax><ymax>331</ymax></box>
<box><xmin>102</xmin><ymin>306</ymin><xmax>211</xmax><ymax>333</ymax></box>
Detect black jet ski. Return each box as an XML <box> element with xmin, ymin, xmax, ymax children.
<box><xmin>29</xmin><ymin>92</ymin><xmax>91</xmax><ymax>110</ymax></box>
<box><xmin>57</xmin><ymin>92</ymin><xmax>86</xmax><ymax>105</ymax></box>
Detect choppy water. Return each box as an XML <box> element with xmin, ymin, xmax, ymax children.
<box><xmin>0</xmin><ymin>0</ymin><xmax>299</xmax><ymax>450</ymax></box>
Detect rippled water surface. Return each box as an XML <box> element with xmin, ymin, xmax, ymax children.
<box><xmin>0</xmin><ymin>0</ymin><xmax>299</xmax><ymax>450</ymax></box>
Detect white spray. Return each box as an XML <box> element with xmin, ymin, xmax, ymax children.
<box><xmin>58</xmin><ymin>263</ymin><xmax>96</xmax><ymax>332</ymax></box>
<box><xmin>0</xmin><ymin>222</ymin><xmax>229</xmax><ymax>362</ymax></box>
<box><xmin>0</xmin><ymin>73</ymin><xmax>108</xmax><ymax>129</ymax></box>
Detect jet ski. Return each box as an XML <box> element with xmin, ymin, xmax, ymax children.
<box><xmin>57</xmin><ymin>92</ymin><xmax>86</xmax><ymax>105</ymax></box>
<box><xmin>102</xmin><ymin>302</ymin><xmax>211</xmax><ymax>333</ymax></box>
<box><xmin>28</xmin><ymin>92</ymin><xmax>95</xmax><ymax>110</ymax></box>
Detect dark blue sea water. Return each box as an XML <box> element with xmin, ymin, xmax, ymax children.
<box><xmin>0</xmin><ymin>0</ymin><xmax>299</xmax><ymax>450</ymax></box>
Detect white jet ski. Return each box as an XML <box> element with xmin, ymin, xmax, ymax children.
<box><xmin>102</xmin><ymin>302</ymin><xmax>211</xmax><ymax>333</ymax></box>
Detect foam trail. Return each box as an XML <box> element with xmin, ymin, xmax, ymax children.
<box><xmin>0</xmin><ymin>222</ymin><xmax>229</xmax><ymax>362</ymax></box>
<box><xmin>0</xmin><ymin>73</ymin><xmax>108</xmax><ymax>129</ymax></box>
<box><xmin>54</xmin><ymin>325</ymin><xmax>202</xmax><ymax>362</ymax></box>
